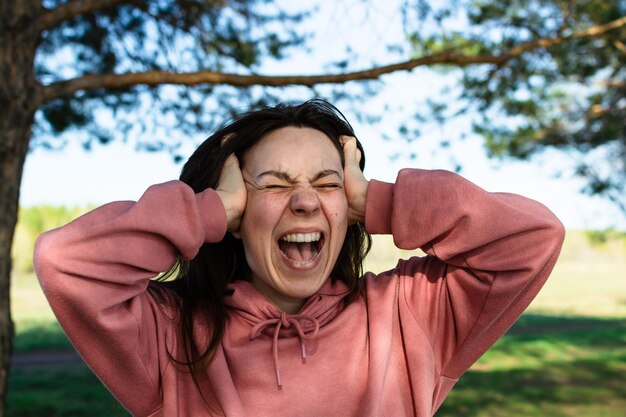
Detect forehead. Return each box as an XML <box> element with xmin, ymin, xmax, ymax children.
<box><xmin>243</xmin><ymin>126</ymin><xmax>342</xmax><ymax>175</ymax></box>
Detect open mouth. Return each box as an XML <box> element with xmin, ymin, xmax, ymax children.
<box><xmin>278</xmin><ymin>232</ymin><xmax>324</xmax><ymax>265</ymax></box>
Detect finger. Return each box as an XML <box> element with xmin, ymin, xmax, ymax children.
<box><xmin>220</xmin><ymin>133</ymin><xmax>235</xmax><ymax>148</ymax></box>
<box><xmin>339</xmin><ymin>135</ymin><xmax>353</xmax><ymax>146</ymax></box>
<box><xmin>217</xmin><ymin>154</ymin><xmax>241</xmax><ymax>191</ymax></box>
<box><xmin>340</xmin><ymin>136</ymin><xmax>361</xmax><ymax>165</ymax></box>
<box><xmin>223</xmin><ymin>153</ymin><xmax>241</xmax><ymax>169</ymax></box>
<box><xmin>340</xmin><ymin>135</ymin><xmax>356</xmax><ymax>158</ymax></box>
<box><xmin>339</xmin><ymin>135</ymin><xmax>357</xmax><ymax>150</ymax></box>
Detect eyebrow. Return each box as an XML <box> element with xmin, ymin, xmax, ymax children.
<box><xmin>256</xmin><ymin>169</ymin><xmax>342</xmax><ymax>182</ymax></box>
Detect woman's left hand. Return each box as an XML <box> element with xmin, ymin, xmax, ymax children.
<box><xmin>341</xmin><ymin>136</ymin><xmax>369</xmax><ymax>225</ymax></box>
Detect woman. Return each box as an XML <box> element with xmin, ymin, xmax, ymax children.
<box><xmin>34</xmin><ymin>99</ymin><xmax>565</xmax><ymax>417</ymax></box>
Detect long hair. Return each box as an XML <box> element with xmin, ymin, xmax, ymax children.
<box><xmin>155</xmin><ymin>99</ymin><xmax>371</xmax><ymax>386</ymax></box>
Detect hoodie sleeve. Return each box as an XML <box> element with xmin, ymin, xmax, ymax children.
<box><xmin>33</xmin><ymin>180</ymin><xmax>227</xmax><ymax>417</ymax></box>
<box><xmin>365</xmin><ymin>169</ymin><xmax>564</xmax><ymax>380</ymax></box>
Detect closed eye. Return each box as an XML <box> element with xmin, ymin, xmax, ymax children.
<box><xmin>315</xmin><ymin>183</ymin><xmax>342</xmax><ymax>189</ymax></box>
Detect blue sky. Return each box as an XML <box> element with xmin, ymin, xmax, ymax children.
<box><xmin>19</xmin><ymin>1</ymin><xmax>626</xmax><ymax>231</ymax></box>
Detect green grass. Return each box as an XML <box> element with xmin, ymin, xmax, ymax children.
<box><xmin>7</xmin><ymin>367</ymin><xmax>130</xmax><ymax>417</ymax></box>
<box><xmin>8</xmin><ymin>313</ymin><xmax>625</xmax><ymax>417</ymax></box>
<box><xmin>12</xmin><ymin>320</ymin><xmax>72</xmax><ymax>352</ymax></box>
<box><xmin>437</xmin><ymin>314</ymin><xmax>626</xmax><ymax>417</ymax></box>
<box><xmin>7</xmin><ymin>230</ymin><xmax>626</xmax><ymax>416</ymax></box>
<box><xmin>366</xmin><ymin>231</ymin><xmax>626</xmax><ymax>318</ymax></box>
<box><xmin>11</xmin><ymin>271</ymin><xmax>72</xmax><ymax>352</ymax></box>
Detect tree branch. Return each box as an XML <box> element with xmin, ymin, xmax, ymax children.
<box><xmin>39</xmin><ymin>0</ymin><xmax>131</xmax><ymax>31</ymax></box>
<box><xmin>39</xmin><ymin>14</ymin><xmax>626</xmax><ymax>105</ymax></box>
<box><xmin>505</xmin><ymin>15</ymin><xmax>626</xmax><ymax>57</ymax></box>
<box><xmin>611</xmin><ymin>39</ymin><xmax>626</xmax><ymax>56</ymax></box>
<box><xmin>39</xmin><ymin>51</ymin><xmax>502</xmax><ymax>104</ymax></box>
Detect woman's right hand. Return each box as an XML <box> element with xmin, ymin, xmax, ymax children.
<box><xmin>215</xmin><ymin>154</ymin><xmax>247</xmax><ymax>232</ymax></box>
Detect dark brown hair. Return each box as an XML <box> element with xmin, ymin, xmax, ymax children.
<box><xmin>155</xmin><ymin>99</ymin><xmax>371</xmax><ymax>389</ymax></box>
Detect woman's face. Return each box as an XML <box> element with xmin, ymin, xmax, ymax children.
<box><xmin>237</xmin><ymin>126</ymin><xmax>348</xmax><ymax>313</ymax></box>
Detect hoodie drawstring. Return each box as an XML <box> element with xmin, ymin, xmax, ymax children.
<box><xmin>249</xmin><ymin>312</ymin><xmax>320</xmax><ymax>390</ymax></box>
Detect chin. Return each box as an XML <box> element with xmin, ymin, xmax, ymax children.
<box><xmin>284</xmin><ymin>279</ymin><xmax>324</xmax><ymax>296</ymax></box>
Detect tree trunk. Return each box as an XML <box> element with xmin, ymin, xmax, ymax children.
<box><xmin>0</xmin><ymin>1</ymin><xmax>40</xmax><ymax>414</ymax></box>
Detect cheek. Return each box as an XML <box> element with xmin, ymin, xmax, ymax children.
<box><xmin>239</xmin><ymin>199</ymin><xmax>274</xmax><ymax>267</ymax></box>
<box><xmin>241</xmin><ymin>194</ymin><xmax>286</xmax><ymax>238</ymax></box>
<box><xmin>325</xmin><ymin>195</ymin><xmax>349</xmax><ymax>224</ymax></box>
<box><xmin>244</xmin><ymin>195</ymin><xmax>272</xmax><ymax>221</ymax></box>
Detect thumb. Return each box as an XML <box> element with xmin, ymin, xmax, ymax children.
<box><xmin>340</xmin><ymin>136</ymin><xmax>368</xmax><ymax>224</ymax></box>
<box><xmin>216</xmin><ymin>153</ymin><xmax>247</xmax><ymax>232</ymax></box>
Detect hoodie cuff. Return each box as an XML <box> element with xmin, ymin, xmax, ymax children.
<box><xmin>196</xmin><ymin>188</ymin><xmax>228</xmax><ymax>243</ymax></box>
<box><xmin>364</xmin><ymin>179</ymin><xmax>393</xmax><ymax>235</ymax></box>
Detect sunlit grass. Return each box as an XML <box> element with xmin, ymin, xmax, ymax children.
<box><xmin>437</xmin><ymin>316</ymin><xmax>626</xmax><ymax>417</ymax></box>
<box><xmin>364</xmin><ymin>231</ymin><xmax>626</xmax><ymax>416</ymax></box>
<box><xmin>365</xmin><ymin>231</ymin><xmax>626</xmax><ymax>318</ymax></box>
<box><xmin>11</xmin><ymin>272</ymin><xmax>71</xmax><ymax>352</ymax></box>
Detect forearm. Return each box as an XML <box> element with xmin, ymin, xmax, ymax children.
<box><xmin>364</xmin><ymin>168</ymin><xmax>565</xmax><ymax>378</ymax></box>
<box><xmin>33</xmin><ymin>180</ymin><xmax>228</xmax><ymax>415</ymax></box>
<box><xmin>35</xmin><ymin>180</ymin><xmax>227</xmax><ymax>289</ymax></box>
<box><xmin>365</xmin><ymin>168</ymin><xmax>564</xmax><ymax>273</ymax></box>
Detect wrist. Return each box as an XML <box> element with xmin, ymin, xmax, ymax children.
<box><xmin>216</xmin><ymin>190</ymin><xmax>242</xmax><ymax>232</ymax></box>
<box><xmin>348</xmin><ymin>179</ymin><xmax>369</xmax><ymax>225</ymax></box>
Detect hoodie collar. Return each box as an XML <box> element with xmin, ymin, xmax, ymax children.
<box><xmin>224</xmin><ymin>278</ymin><xmax>351</xmax><ymax>389</ymax></box>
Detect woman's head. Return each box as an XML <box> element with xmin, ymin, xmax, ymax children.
<box><xmin>179</xmin><ymin>99</ymin><xmax>370</xmax><ymax>303</ymax></box>
<box><xmin>159</xmin><ymin>98</ymin><xmax>371</xmax><ymax>388</ymax></box>
<box><xmin>237</xmin><ymin>126</ymin><xmax>350</xmax><ymax>312</ymax></box>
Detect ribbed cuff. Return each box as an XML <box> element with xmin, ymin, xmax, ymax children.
<box><xmin>364</xmin><ymin>179</ymin><xmax>393</xmax><ymax>235</ymax></box>
<box><xmin>196</xmin><ymin>188</ymin><xmax>228</xmax><ymax>243</ymax></box>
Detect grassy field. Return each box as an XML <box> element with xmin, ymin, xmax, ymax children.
<box><xmin>7</xmin><ymin>230</ymin><xmax>626</xmax><ymax>416</ymax></box>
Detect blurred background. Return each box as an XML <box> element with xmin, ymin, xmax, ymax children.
<box><xmin>4</xmin><ymin>1</ymin><xmax>626</xmax><ymax>416</ymax></box>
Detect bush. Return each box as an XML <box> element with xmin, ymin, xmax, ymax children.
<box><xmin>12</xmin><ymin>205</ymin><xmax>91</xmax><ymax>275</ymax></box>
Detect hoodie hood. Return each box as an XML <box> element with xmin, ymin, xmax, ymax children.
<box><xmin>224</xmin><ymin>278</ymin><xmax>351</xmax><ymax>389</ymax></box>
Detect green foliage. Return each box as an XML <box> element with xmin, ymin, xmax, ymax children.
<box><xmin>401</xmin><ymin>0</ymin><xmax>626</xmax><ymax>207</ymax></box>
<box><xmin>584</xmin><ymin>228</ymin><xmax>626</xmax><ymax>246</ymax></box>
<box><xmin>12</xmin><ymin>205</ymin><xmax>91</xmax><ymax>274</ymax></box>
<box><xmin>29</xmin><ymin>0</ymin><xmax>626</xmax><ymax>207</ymax></box>
<box><xmin>34</xmin><ymin>0</ymin><xmax>310</xmax><ymax>154</ymax></box>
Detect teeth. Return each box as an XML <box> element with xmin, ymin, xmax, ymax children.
<box><xmin>280</xmin><ymin>232</ymin><xmax>321</xmax><ymax>243</ymax></box>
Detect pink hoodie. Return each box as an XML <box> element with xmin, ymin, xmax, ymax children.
<box><xmin>34</xmin><ymin>169</ymin><xmax>564</xmax><ymax>417</ymax></box>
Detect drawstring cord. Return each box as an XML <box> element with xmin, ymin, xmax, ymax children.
<box><xmin>249</xmin><ymin>312</ymin><xmax>320</xmax><ymax>390</ymax></box>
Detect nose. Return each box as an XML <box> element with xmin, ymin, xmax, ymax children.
<box><xmin>289</xmin><ymin>187</ymin><xmax>320</xmax><ymax>215</ymax></box>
